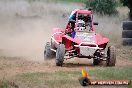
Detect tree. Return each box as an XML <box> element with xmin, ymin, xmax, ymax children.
<box><xmin>85</xmin><ymin>0</ymin><xmax>118</xmax><ymax>15</ymax></box>
<box><xmin>121</xmin><ymin>0</ymin><xmax>132</xmax><ymax>20</ymax></box>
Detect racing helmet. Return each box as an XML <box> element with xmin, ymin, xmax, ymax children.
<box><xmin>77</xmin><ymin>20</ymin><xmax>85</xmax><ymax>31</ymax></box>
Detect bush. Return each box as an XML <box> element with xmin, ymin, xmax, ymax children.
<box><xmin>85</xmin><ymin>0</ymin><xmax>118</xmax><ymax>15</ymax></box>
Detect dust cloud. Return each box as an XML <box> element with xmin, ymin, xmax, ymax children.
<box><xmin>0</xmin><ymin>0</ymin><xmax>127</xmax><ymax>61</ymax></box>
<box><xmin>0</xmin><ymin>0</ymin><xmax>82</xmax><ymax>61</ymax></box>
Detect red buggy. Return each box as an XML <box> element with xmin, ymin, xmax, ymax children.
<box><xmin>44</xmin><ymin>9</ymin><xmax>116</xmax><ymax>66</ymax></box>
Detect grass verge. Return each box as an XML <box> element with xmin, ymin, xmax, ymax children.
<box><xmin>15</xmin><ymin>71</ymin><xmax>81</xmax><ymax>88</ymax></box>
<box><xmin>13</xmin><ymin>67</ymin><xmax>132</xmax><ymax>88</ymax></box>
<box><xmin>89</xmin><ymin>67</ymin><xmax>132</xmax><ymax>80</ymax></box>
<box><xmin>89</xmin><ymin>67</ymin><xmax>132</xmax><ymax>88</ymax></box>
<box><xmin>0</xmin><ymin>80</ymin><xmax>9</xmax><ymax>88</ymax></box>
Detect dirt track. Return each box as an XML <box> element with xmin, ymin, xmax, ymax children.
<box><xmin>0</xmin><ymin>0</ymin><xmax>132</xmax><ymax>88</ymax></box>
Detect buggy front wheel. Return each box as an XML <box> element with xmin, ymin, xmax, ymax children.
<box><xmin>106</xmin><ymin>46</ymin><xmax>116</xmax><ymax>66</ymax></box>
<box><xmin>56</xmin><ymin>44</ymin><xmax>65</xmax><ymax>66</ymax></box>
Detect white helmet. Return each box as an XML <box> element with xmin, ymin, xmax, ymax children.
<box><xmin>78</xmin><ymin>20</ymin><xmax>85</xmax><ymax>31</ymax></box>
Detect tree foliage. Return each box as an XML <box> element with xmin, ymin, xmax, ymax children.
<box><xmin>85</xmin><ymin>0</ymin><xmax>118</xmax><ymax>15</ymax></box>
<box><xmin>120</xmin><ymin>0</ymin><xmax>132</xmax><ymax>20</ymax></box>
<box><xmin>120</xmin><ymin>0</ymin><xmax>128</xmax><ymax>6</ymax></box>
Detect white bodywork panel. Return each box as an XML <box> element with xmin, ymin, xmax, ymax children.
<box><xmin>75</xmin><ymin>32</ymin><xmax>96</xmax><ymax>43</ymax></box>
<box><xmin>80</xmin><ymin>46</ymin><xmax>97</xmax><ymax>56</ymax></box>
<box><xmin>75</xmin><ymin>32</ymin><xmax>100</xmax><ymax>56</ymax></box>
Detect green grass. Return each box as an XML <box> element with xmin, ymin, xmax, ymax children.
<box><xmin>89</xmin><ymin>67</ymin><xmax>132</xmax><ymax>88</ymax></box>
<box><xmin>89</xmin><ymin>67</ymin><xmax>132</xmax><ymax>80</ymax></box>
<box><xmin>15</xmin><ymin>71</ymin><xmax>81</xmax><ymax>88</ymax></box>
<box><xmin>14</xmin><ymin>67</ymin><xmax>132</xmax><ymax>88</ymax></box>
<box><xmin>0</xmin><ymin>80</ymin><xmax>9</xmax><ymax>88</ymax></box>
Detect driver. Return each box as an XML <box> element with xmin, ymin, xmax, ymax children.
<box><xmin>66</xmin><ymin>20</ymin><xmax>76</xmax><ymax>38</ymax></box>
<box><xmin>85</xmin><ymin>15</ymin><xmax>92</xmax><ymax>32</ymax></box>
<box><xmin>70</xmin><ymin>22</ymin><xmax>76</xmax><ymax>38</ymax></box>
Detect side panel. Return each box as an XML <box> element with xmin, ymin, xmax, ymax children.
<box><xmin>53</xmin><ymin>28</ymin><xmax>64</xmax><ymax>43</ymax></box>
<box><xmin>95</xmin><ymin>34</ymin><xmax>109</xmax><ymax>49</ymax></box>
<box><xmin>98</xmin><ymin>43</ymin><xmax>108</xmax><ymax>49</ymax></box>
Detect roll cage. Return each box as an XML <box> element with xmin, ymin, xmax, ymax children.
<box><xmin>65</xmin><ymin>9</ymin><xmax>95</xmax><ymax>33</ymax></box>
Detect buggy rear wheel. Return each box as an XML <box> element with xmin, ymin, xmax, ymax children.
<box><xmin>56</xmin><ymin>44</ymin><xmax>65</xmax><ymax>66</ymax></box>
<box><xmin>106</xmin><ymin>46</ymin><xmax>116</xmax><ymax>66</ymax></box>
<box><xmin>44</xmin><ymin>42</ymin><xmax>55</xmax><ymax>60</ymax></box>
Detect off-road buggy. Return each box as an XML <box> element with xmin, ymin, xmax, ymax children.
<box><xmin>44</xmin><ymin>9</ymin><xmax>116</xmax><ymax>66</ymax></box>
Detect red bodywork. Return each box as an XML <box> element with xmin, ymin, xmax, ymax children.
<box><xmin>52</xmin><ymin>9</ymin><xmax>109</xmax><ymax>52</ymax></box>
